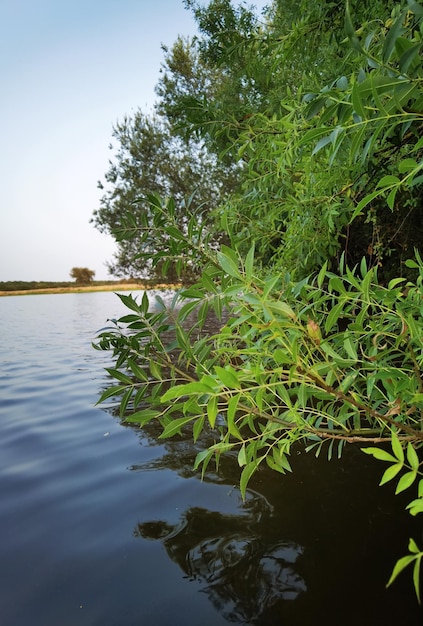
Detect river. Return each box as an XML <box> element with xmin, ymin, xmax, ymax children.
<box><xmin>0</xmin><ymin>290</ymin><xmax>421</xmax><ymax>625</ymax></box>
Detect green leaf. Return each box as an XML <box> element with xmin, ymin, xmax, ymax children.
<box><xmin>386</xmin><ymin>554</ymin><xmax>416</xmax><ymax>588</ymax></box>
<box><xmin>299</xmin><ymin>127</ymin><xmax>331</xmax><ymax>146</ymax></box>
<box><xmin>409</xmin><ymin>538</ymin><xmax>421</xmax><ymax>554</ymax></box>
<box><xmin>382</xmin><ymin>10</ymin><xmax>406</xmax><ymax>63</ymax></box>
<box><xmin>344</xmin><ymin>1</ymin><xmax>362</xmax><ymax>52</ymax></box>
<box><xmin>178</xmin><ymin>299</ymin><xmax>201</xmax><ymax>321</ymax></box>
<box><xmin>128</xmin><ymin>359</ymin><xmax>148</xmax><ymax>381</ymax></box>
<box><xmin>119</xmin><ymin>314</ymin><xmax>141</xmax><ymax>323</ymax></box>
<box><xmin>320</xmin><ymin>342</ymin><xmax>357</xmax><ymax>366</ymax></box>
<box><xmin>324</xmin><ymin>300</ymin><xmax>345</xmax><ymax>333</ymax></box>
<box><xmin>207</xmin><ymin>395</ymin><xmax>218</xmax><ymax>428</ymax></box>
<box><xmin>350</xmin><ymin>190</ymin><xmax>381</xmax><ymax>221</ymax></box>
<box><xmin>398</xmin><ymin>158</ymin><xmax>419</xmax><ymax>174</ymax></box>
<box><xmin>317</xmin><ymin>261</ymin><xmax>328</xmax><ymax>289</ymax></box>
<box><xmin>387</xmin><ymin>187</ymin><xmax>398</xmax><ymax>211</ymax></box>
<box><xmin>336</xmin><ymin>76</ymin><xmax>349</xmax><ymax>91</ymax></box>
<box><xmin>238</xmin><ymin>444</ymin><xmax>247</xmax><ymax>467</ymax></box>
<box><xmin>133</xmin><ymin>386</ymin><xmax>147</xmax><ymax>409</ymax></box>
<box><xmin>141</xmin><ymin>291</ymin><xmax>149</xmax><ymax>314</ymax></box>
<box><xmin>161</xmin><ymin>381</ymin><xmax>215</xmax><ymax>402</ymax></box>
<box><xmin>339</xmin><ymin>372</ymin><xmax>358</xmax><ymax>393</ymax></box>
<box><xmin>376</xmin><ymin>175</ymin><xmax>401</xmax><ymax>188</ymax></box>
<box><xmin>165</xmin><ymin>225</ymin><xmax>186</xmax><ymax>241</ymax></box>
<box><xmin>217</xmin><ymin>250</ymin><xmax>241</xmax><ymax>279</ymax></box>
<box><xmin>305</xmin><ymin>96</ymin><xmax>326</xmax><ymax>119</ymax></box>
<box><xmin>380</xmin><ymin>462</ymin><xmax>403</xmax><ymax>486</ymax></box>
<box><xmin>149</xmin><ymin>360</ymin><xmax>162</xmax><ymax>381</ymax></box>
<box><xmin>200</xmin><ymin>270</ymin><xmax>218</xmax><ymax>293</ymax></box>
<box><xmin>159</xmin><ymin>416</ymin><xmax>194</xmax><ymax>438</ymax></box>
<box><xmin>262</xmin><ymin>275</ymin><xmax>280</xmax><ymax>298</ymax></box>
<box><xmin>227</xmin><ymin>394</ymin><xmax>242</xmax><ymax>439</ymax></box>
<box><xmin>392</xmin><ymin>433</ymin><xmax>405</xmax><ymax>463</ymax></box>
<box><xmin>343</xmin><ymin>336</ymin><xmax>358</xmax><ymax>361</ymax></box>
<box><xmin>361</xmin><ymin>447</ymin><xmax>398</xmax><ymax>463</ymax></box>
<box><xmin>395</xmin><ymin>470</ymin><xmax>417</xmax><ymax>494</ymax></box>
<box><xmin>413</xmin><ymin>557</ymin><xmax>421</xmax><ymax>604</ymax></box>
<box><xmin>116</xmin><ymin>292</ymin><xmax>141</xmax><ymax>314</ymax></box>
<box><xmin>387</xmin><ymin>277</ymin><xmax>407</xmax><ymax>289</ymax></box>
<box><xmin>124</xmin><ymin>408</ymin><xmax>161</xmax><ymax>425</ymax></box>
<box><xmin>105</xmin><ymin>367</ymin><xmax>133</xmax><ymax>385</ymax></box>
<box><xmin>193</xmin><ymin>416</ymin><xmax>205</xmax><ymax>442</ymax></box>
<box><xmin>245</xmin><ymin>244</ymin><xmax>255</xmax><ymax>282</ymax></box>
<box><xmin>405</xmin><ymin>259</ymin><xmax>419</xmax><ymax>269</ymax></box>
<box><xmin>266</xmin><ymin>300</ymin><xmax>296</xmax><ymax>319</ymax></box>
<box><xmin>274</xmin><ymin>448</ymin><xmax>292</xmax><ymax>472</ymax></box>
<box><xmin>406</xmin><ymin>498</ymin><xmax>423</xmax><ymax>516</ymax></box>
<box><xmin>351</xmin><ymin>81</ymin><xmax>366</xmax><ymax>119</ymax></box>
<box><xmin>407</xmin><ymin>443</ymin><xmax>420</xmax><ymax>472</ymax></box>
<box><xmin>311</xmin><ymin>134</ymin><xmax>333</xmax><ymax>156</ymax></box>
<box><xmin>215</xmin><ymin>366</ymin><xmax>241</xmax><ymax>389</ymax></box>
<box><xmin>407</xmin><ymin>0</ymin><xmax>423</xmax><ymax>17</ymax></box>
<box><xmin>240</xmin><ymin>461</ymin><xmax>258</xmax><ymax>500</ymax></box>
<box><xmin>96</xmin><ymin>385</ymin><xmax>127</xmax><ymax>405</ymax></box>
<box><xmin>193</xmin><ymin>448</ymin><xmax>214</xmax><ymax>473</ymax></box>
<box><xmin>273</xmin><ymin>349</ymin><xmax>293</xmax><ymax>365</ymax></box>
<box><xmin>119</xmin><ymin>387</ymin><xmax>133</xmax><ymax>418</ymax></box>
<box><xmin>266</xmin><ymin>455</ymin><xmax>289</xmax><ymax>474</ymax></box>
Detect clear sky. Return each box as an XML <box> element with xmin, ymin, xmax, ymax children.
<box><xmin>0</xmin><ymin>0</ymin><xmax>201</xmax><ymax>281</ymax></box>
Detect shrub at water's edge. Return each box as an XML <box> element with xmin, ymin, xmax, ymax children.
<box><xmin>95</xmin><ymin>0</ymin><xmax>423</xmax><ymax>602</ymax></box>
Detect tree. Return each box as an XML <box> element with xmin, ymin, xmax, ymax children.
<box><xmin>156</xmin><ymin>0</ymin><xmax>412</xmax><ymax>279</ymax></box>
<box><xmin>92</xmin><ymin>110</ymin><xmax>239</xmax><ymax>281</ymax></box>
<box><xmin>70</xmin><ymin>267</ymin><xmax>95</xmax><ymax>284</ymax></box>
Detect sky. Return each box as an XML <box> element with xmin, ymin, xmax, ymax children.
<box><xmin>0</xmin><ymin>0</ymin><xmax>268</xmax><ymax>282</ymax></box>
<box><xmin>0</xmin><ymin>0</ymin><xmax>201</xmax><ymax>281</ymax></box>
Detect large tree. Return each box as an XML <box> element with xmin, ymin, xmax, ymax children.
<box><xmin>70</xmin><ymin>267</ymin><xmax>95</xmax><ymax>285</ymax></box>
<box><xmin>92</xmin><ymin>110</ymin><xmax>239</xmax><ymax>281</ymax></box>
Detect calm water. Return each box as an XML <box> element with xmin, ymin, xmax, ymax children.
<box><xmin>0</xmin><ymin>291</ymin><xmax>422</xmax><ymax>625</ymax></box>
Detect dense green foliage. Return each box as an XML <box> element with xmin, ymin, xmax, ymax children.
<box><xmin>92</xmin><ymin>108</ymin><xmax>239</xmax><ymax>281</ymax></box>
<box><xmin>169</xmin><ymin>0</ymin><xmax>422</xmax><ymax>280</ymax></box>
<box><xmin>95</xmin><ymin>0</ymin><xmax>423</xmax><ymax>601</ymax></box>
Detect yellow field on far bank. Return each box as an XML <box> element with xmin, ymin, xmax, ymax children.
<box><xmin>0</xmin><ymin>283</ymin><xmax>180</xmax><ymax>297</ymax></box>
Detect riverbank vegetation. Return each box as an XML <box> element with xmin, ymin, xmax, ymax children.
<box><xmin>95</xmin><ymin>0</ymin><xmax>423</xmax><ymax>601</ymax></box>
<box><xmin>0</xmin><ymin>279</ymin><xmax>170</xmax><ymax>297</ymax></box>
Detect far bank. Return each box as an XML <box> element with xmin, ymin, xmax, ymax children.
<box><xmin>0</xmin><ymin>283</ymin><xmax>180</xmax><ymax>297</ymax></box>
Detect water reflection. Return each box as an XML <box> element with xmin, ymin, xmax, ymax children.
<box><xmin>135</xmin><ymin>492</ymin><xmax>306</xmax><ymax>624</ymax></box>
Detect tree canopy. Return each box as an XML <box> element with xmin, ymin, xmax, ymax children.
<box><xmin>70</xmin><ymin>267</ymin><xmax>95</xmax><ymax>284</ymax></box>
<box><xmin>92</xmin><ymin>101</ymin><xmax>239</xmax><ymax>282</ymax></box>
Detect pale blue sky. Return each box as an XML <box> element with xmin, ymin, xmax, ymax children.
<box><xmin>0</xmin><ymin>0</ymin><xmax>266</xmax><ymax>281</ymax></box>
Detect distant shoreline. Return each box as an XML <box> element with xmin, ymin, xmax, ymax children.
<box><xmin>0</xmin><ymin>283</ymin><xmax>180</xmax><ymax>297</ymax></box>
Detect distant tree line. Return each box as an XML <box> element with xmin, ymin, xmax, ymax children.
<box><xmin>0</xmin><ymin>277</ymin><xmax>171</xmax><ymax>293</ymax></box>
<box><xmin>0</xmin><ymin>281</ymin><xmax>73</xmax><ymax>292</ymax></box>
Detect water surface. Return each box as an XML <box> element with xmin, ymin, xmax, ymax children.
<box><xmin>0</xmin><ymin>291</ymin><xmax>422</xmax><ymax>625</ymax></box>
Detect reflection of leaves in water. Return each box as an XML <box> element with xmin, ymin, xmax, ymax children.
<box><xmin>135</xmin><ymin>498</ymin><xmax>306</xmax><ymax>624</ymax></box>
